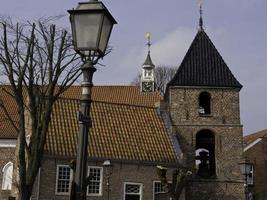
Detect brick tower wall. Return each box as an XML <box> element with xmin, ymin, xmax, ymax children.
<box><xmin>167</xmin><ymin>87</ymin><xmax>245</xmax><ymax>200</ymax></box>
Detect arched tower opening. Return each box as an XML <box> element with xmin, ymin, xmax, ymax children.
<box><xmin>198</xmin><ymin>92</ymin><xmax>211</xmax><ymax>115</ymax></box>
<box><xmin>195</xmin><ymin>130</ymin><xmax>215</xmax><ymax>178</ymax></box>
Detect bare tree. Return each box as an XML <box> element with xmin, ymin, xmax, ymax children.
<box><xmin>154</xmin><ymin>65</ymin><xmax>177</xmax><ymax>94</ymax></box>
<box><xmin>0</xmin><ymin>18</ymin><xmax>81</xmax><ymax>200</ymax></box>
<box><xmin>157</xmin><ymin>166</ymin><xmax>192</xmax><ymax>200</ymax></box>
<box><xmin>131</xmin><ymin>65</ymin><xmax>177</xmax><ymax>94</ymax></box>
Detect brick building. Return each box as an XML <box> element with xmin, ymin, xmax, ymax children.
<box><xmin>244</xmin><ymin>129</ymin><xmax>267</xmax><ymax>199</ymax></box>
<box><xmin>0</xmin><ymin>17</ymin><xmax>245</xmax><ymax>200</ymax></box>
<box><xmin>0</xmin><ymin>85</ymin><xmax>180</xmax><ymax>200</ymax></box>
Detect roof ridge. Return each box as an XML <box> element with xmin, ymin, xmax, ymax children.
<box><xmin>244</xmin><ymin>129</ymin><xmax>267</xmax><ymax>138</ymax></box>
<box><xmin>56</xmin><ymin>97</ymin><xmax>158</xmax><ymax>109</ymax></box>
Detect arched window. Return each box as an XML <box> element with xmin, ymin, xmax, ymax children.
<box><xmin>198</xmin><ymin>92</ymin><xmax>211</xmax><ymax>115</ymax></box>
<box><xmin>195</xmin><ymin>130</ymin><xmax>215</xmax><ymax>178</ymax></box>
<box><xmin>2</xmin><ymin>162</ymin><xmax>13</xmax><ymax>190</ymax></box>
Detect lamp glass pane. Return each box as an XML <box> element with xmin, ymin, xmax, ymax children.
<box><xmin>74</xmin><ymin>13</ymin><xmax>102</xmax><ymax>50</ymax></box>
<box><xmin>98</xmin><ymin>15</ymin><xmax>113</xmax><ymax>54</ymax></box>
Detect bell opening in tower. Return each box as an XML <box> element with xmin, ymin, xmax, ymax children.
<box><xmin>195</xmin><ymin>129</ymin><xmax>216</xmax><ymax>178</ymax></box>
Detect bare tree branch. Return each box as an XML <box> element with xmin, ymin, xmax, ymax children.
<box><xmin>131</xmin><ymin>65</ymin><xmax>177</xmax><ymax>94</ymax></box>
<box><xmin>0</xmin><ymin>18</ymin><xmax>81</xmax><ymax>200</ymax></box>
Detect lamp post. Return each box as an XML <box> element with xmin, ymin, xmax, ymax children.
<box><xmin>239</xmin><ymin>158</ymin><xmax>253</xmax><ymax>200</ymax></box>
<box><xmin>68</xmin><ymin>1</ymin><xmax>117</xmax><ymax>199</ymax></box>
<box><xmin>103</xmin><ymin>160</ymin><xmax>113</xmax><ymax>200</ymax></box>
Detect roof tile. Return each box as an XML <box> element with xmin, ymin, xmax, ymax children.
<box><xmin>0</xmin><ymin>85</ymin><xmax>177</xmax><ymax>164</ymax></box>
<box><xmin>44</xmin><ymin>99</ymin><xmax>177</xmax><ymax>163</ymax></box>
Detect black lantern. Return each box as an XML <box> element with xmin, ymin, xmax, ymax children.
<box><xmin>68</xmin><ymin>0</ymin><xmax>117</xmax><ymax>58</ymax></box>
<box><xmin>239</xmin><ymin>158</ymin><xmax>253</xmax><ymax>176</ymax></box>
<box><xmin>239</xmin><ymin>158</ymin><xmax>253</xmax><ymax>200</ymax></box>
<box><xmin>103</xmin><ymin>160</ymin><xmax>113</xmax><ymax>200</ymax></box>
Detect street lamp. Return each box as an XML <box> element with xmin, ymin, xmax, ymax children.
<box><xmin>239</xmin><ymin>158</ymin><xmax>253</xmax><ymax>200</ymax></box>
<box><xmin>103</xmin><ymin>160</ymin><xmax>113</xmax><ymax>200</ymax></box>
<box><xmin>68</xmin><ymin>1</ymin><xmax>117</xmax><ymax>200</ymax></box>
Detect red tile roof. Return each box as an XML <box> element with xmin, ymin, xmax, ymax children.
<box><xmin>244</xmin><ymin>129</ymin><xmax>267</xmax><ymax>145</ymax></box>
<box><xmin>45</xmin><ymin>98</ymin><xmax>177</xmax><ymax>163</ymax></box>
<box><xmin>0</xmin><ymin>86</ymin><xmax>19</xmax><ymax>139</ymax></box>
<box><xmin>0</xmin><ymin>85</ymin><xmax>177</xmax><ymax>163</ymax></box>
<box><xmin>61</xmin><ymin>85</ymin><xmax>162</xmax><ymax>107</ymax></box>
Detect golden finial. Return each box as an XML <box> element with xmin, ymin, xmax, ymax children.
<box><xmin>145</xmin><ymin>32</ymin><xmax>152</xmax><ymax>52</ymax></box>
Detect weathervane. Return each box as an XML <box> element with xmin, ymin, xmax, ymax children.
<box><xmin>145</xmin><ymin>32</ymin><xmax>152</xmax><ymax>53</ymax></box>
<box><xmin>198</xmin><ymin>0</ymin><xmax>204</xmax><ymax>30</ymax></box>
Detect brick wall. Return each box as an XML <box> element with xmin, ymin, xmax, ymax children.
<box><xmin>167</xmin><ymin>87</ymin><xmax>245</xmax><ymax>199</ymax></box>
<box><xmin>31</xmin><ymin>157</ymin><xmax>179</xmax><ymax>200</ymax></box>
<box><xmin>244</xmin><ymin>137</ymin><xmax>267</xmax><ymax>199</ymax></box>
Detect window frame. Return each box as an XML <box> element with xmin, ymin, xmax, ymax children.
<box><xmin>87</xmin><ymin>166</ymin><xmax>103</xmax><ymax>196</ymax></box>
<box><xmin>55</xmin><ymin>165</ymin><xmax>73</xmax><ymax>195</ymax></box>
<box><xmin>153</xmin><ymin>181</ymin><xmax>171</xmax><ymax>200</ymax></box>
<box><xmin>2</xmin><ymin>161</ymin><xmax>13</xmax><ymax>191</ymax></box>
<box><xmin>124</xmin><ymin>182</ymin><xmax>143</xmax><ymax>200</ymax></box>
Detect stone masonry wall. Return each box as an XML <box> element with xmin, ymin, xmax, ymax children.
<box><xmin>31</xmin><ymin>157</ymin><xmax>179</xmax><ymax>200</ymax></box>
<box><xmin>168</xmin><ymin>87</ymin><xmax>241</xmax><ymax>125</ymax></box>
<box><xmin>187</xmin><ymin>180</ymin><xmax>244</xmax><ymax>200</ymax></box>
<box><xmin>168</xmin><ymin>87</ymin><xmax>245</xmax><ymax>199</ymax></box>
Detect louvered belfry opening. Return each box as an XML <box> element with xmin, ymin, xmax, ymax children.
<box><xmin>195</xmin><ymin>129</ymin><xmax>216</xmax><ymax>178</ymax></box>
<box><xmin>198</xmin><ymin>92</ymin><xmax>211</xmax><ymax>115</ymax></box>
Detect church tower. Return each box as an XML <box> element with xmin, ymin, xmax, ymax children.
<box><xmin>166</xmin><ymin>4</ymin><xmax>245</xmax><ymax>200</ymax></box>
<box><xmin>141</xmin><ymin>33</ymin><xmax>155</xmax><ymax>92</ymax></box>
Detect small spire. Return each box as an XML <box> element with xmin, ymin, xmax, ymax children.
<box><xmin>143</xmin><ymin>32</ymin><xmax>155</xmax><ymax>68</ymax></box>
<box><xmin>198</xmin><ymin>0</ymin><xmax>204</xmax><ymax>30</ymax></box>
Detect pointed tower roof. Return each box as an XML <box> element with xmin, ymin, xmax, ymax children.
<box><xmin>168</xmin><ymin>29</ymin><xmax>242</xmax><ymax>88</ymax></box>
<box><xmin>143</xmin><ymin>52</ymin><xmax>155</xmax><ymax>68</ymax></box>
<box><xmin>142</xmin><ymin>32</ymin><xmax>155</xmax><ymax>69</ymax></box>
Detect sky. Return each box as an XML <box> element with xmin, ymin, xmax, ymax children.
<box><xmin>1</xmin><ymin>0</ymin><xmax>267</xmax><ymax>135</ymax></box>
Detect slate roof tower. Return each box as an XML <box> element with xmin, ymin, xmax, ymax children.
<box><xmin>165</xmin><ymin>3</ymin><xmax>245</xmax><ymax>199</ymax></box>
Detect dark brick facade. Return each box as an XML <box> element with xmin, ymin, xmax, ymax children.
<box><xmin>244</xmin><ymin>137</ymin><xmax>267</xmax><ymax>199</ymax></box>
<box><xmin>29</xmin><ymin>157</ymin><xmax>177</xmax><ymax>200</ymax></box>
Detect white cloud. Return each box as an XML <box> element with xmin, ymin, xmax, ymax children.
<box><xmin>151</xmin><ymin>27</ymin><xmax>195</xmax><ymax>67</ymax></box>
<box><xmin>118</xmin><ymin>27</ymin><xmax>196</xmax><ymax>74</ymax></box>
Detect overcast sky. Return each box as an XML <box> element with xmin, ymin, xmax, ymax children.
<box><xmin>1</xmin><ymin>0</ymin><xmax>266</xmax><ymax>135</ymax></box>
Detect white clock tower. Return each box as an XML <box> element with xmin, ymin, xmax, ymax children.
<box><xmin>141</xmin><ymin>33</ymin><xmax>155</xmax><ymax>93</ymax></box>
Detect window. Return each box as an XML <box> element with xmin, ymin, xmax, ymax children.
<box><xmin>2</xmin><ymin>162</ymin><xmax>13</xmax><ymax>190</ymax></box>
<box><xmin>87</xmin><ymin>166</ymin><xmax>103</xmax><ymax>196</ymax></box>
<box><xmin>198</xmin><ymin>92</ymin><xmax>211</xmax><ymax>115</ymax></box>
<box><xmin>124</xmin><ymin>183</ymin><xmax>142</xmax><ymax>200</ymax></box>
<box><xmin>56</xmin><ymin>165</ymin><xmax>72</xmax><ymax>195</ymax></box>
<box><xmin>153</xmin><ymin>181</ymin><xmax>169</xmax><ymax>200</ymax></box>
<box><xmin>247</xmin><ymin>166</ymin><xmax>254</xmax><ymax>185</ymax></box>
